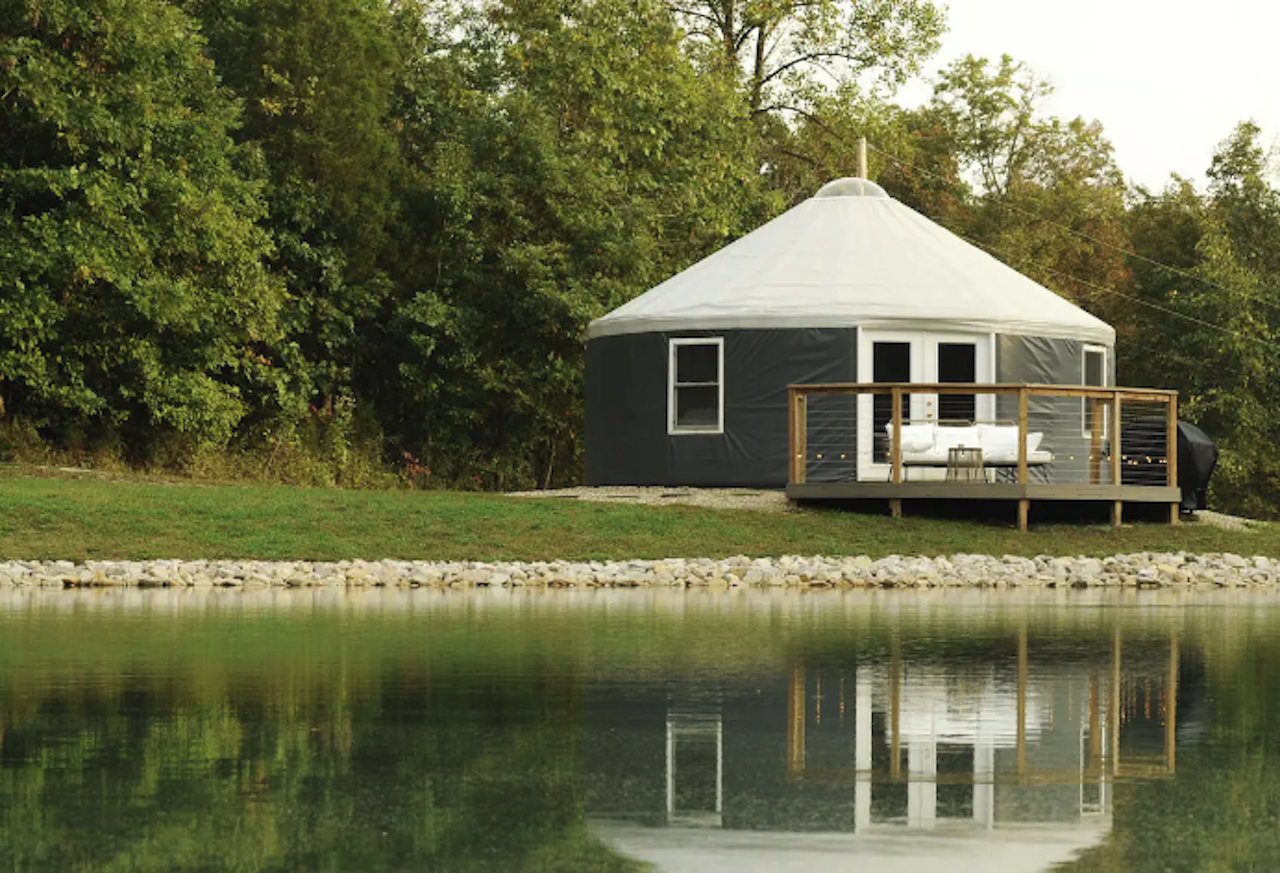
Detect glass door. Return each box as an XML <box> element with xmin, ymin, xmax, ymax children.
<box><xmin>857</xmin><ymin>331</ymin><xmax>992</xmax><ymax>480</ymax></box>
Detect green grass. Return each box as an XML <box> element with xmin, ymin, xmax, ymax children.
<box><xmin>0</xmin><ymin>465</ymin><xmax>1274</xmax><ymax>561</ymax></box>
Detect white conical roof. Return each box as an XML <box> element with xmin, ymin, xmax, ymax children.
<box><xmin>586</xmin><ymin>179</ymin><xmax>1115</xmax><ymax>344</ymax></box>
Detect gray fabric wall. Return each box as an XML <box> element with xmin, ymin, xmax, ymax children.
<box><xmin>586</xmin><ymin>330</ymin><xmax>1114</xmax><ymax>488</ymax></box>
<box><xmin>995</xmin><ymin>335</ymin><xmax>1117</xmax><ymax>484</ymax></box>
<box><xmin>586</xmin><ymin>329</ymin><xmax>856</xmax><ymax>487</ymax></box>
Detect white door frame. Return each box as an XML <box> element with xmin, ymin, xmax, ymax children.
<box><xmin>857</xmin><ymin>330</ymin><xmax>994</xmax><ymax>481</ymax></box>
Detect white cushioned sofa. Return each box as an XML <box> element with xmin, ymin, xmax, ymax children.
<box><xmin>885</xmin><ymin>422</ymin><xmax>1051</xmax><ymax>466</ymax></box>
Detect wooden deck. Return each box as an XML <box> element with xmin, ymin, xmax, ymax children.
<box><xmin>787</xmin><ymin>382</ymin><xmax>1182</xmax><ymax>531</ymax></box>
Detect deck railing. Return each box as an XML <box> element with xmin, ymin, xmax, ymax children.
<box><xmin>788</xmin><ymin>383</ymin><xmax>1179</xmax><ymax>527</ymax></box>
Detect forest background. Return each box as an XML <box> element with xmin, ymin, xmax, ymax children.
<box><xmin>2</xmin><ymin>0</ymin><xmax>1279</xmax><ymax>518</ymax></box>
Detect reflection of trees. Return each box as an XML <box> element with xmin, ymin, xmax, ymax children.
<box><xmin>1056</xmin><ymin>619</ymin><xmax>1280</xmax><ymax>871</ymax></box>
<box><xmin>0</xmin><ymin>663</ymin><xmax>638</xmax><ymax>871</ymax></box>
<box><xmin>2</xmin><ymin>592</ymin><xmax>1277</xmax><ymax>870</ymax></box>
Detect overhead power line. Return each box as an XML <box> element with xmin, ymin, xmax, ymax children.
<box><xmin>953</xmin><ymin>229</ymin><xmax>1280</xmax><ymax>351</ymax></box>
<box><xmin>866</xmin><ymin>141</ymin><xmax>1280</xmax><ymax>313</ymax></box>
<box><xmin>864</xmin><ymin>141</ymin><xmax>1280</xmax><ymax>352</ymax></box>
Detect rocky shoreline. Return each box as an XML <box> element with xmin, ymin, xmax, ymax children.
<box><xmin>0</xmin><ymin>552</ymin><xmax>1276</xmax><ymax>589</ymax></box>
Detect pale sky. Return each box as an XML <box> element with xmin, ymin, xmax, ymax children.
<box><xmin>898</xmin><ymin>0</ymin><xmax>1280</xmax><ymax>192</ymax></box>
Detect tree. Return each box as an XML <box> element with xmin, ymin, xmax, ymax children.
<box><xmin>1119</xmin><ymin>123</ymin><xmax>1280</xmax><ymax>518</ymax></box>
<box><xmin>181</xmin><ymin>0</ymin><xmax>406</xmax><ymax>420</ymax></box>
<box><xmin>1175</xmin><ymin>124</ymin><xmax>1280</xmax><ymax>517</ymax></box>
<box><xmin>924</xmin><ymin>55</ymin><xmax>1131</xmax><ymax>315</ymax></box>
<box><xmin>380</xmin><ymin>0</ymin><xmax>771</xmax><ymax>488</ymax></box>
<box><xmin>1116</xmin><ymin>178</ymin><xmax>1207</xmax><ymax>390</ymax></box>
<box><xmin>0</xmin><ymin>0</ymin><xmax>283</xmax><ymax>451</ymax></box>
<box><xmin>670</xmin><ymin>0</ymin><xmax>946</xmax><ymax>114</ymax></box>
<box><xmin>762</xmin><ymin>83</ymin><xmax>972</xmax><ymax>223</ymax></box>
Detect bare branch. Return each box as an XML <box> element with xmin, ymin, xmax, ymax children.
<box><xmin>668</xmin><ymin>4</ymin><xmax>721</xmax><ymax>27</ymax></box>
<box><xmin>753</xmin><ymin>102</ymin><xmax>831</xmax><ymax>130</ymax></box>
<box><xmin>757</xmin><ymin>50</ymin><xmax>863</xmax><ymax>88</ymax></box>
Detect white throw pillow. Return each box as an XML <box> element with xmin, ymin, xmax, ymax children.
<box><xmin>883</xmin><ymin>422</ymin><xmax>935</xmax><ymax>453</ymax></box>
<box><xmin>934</xmin><ymin>426</ymin><xmax>980</xmax><ymax>451</ymax></box>
<box><xmin>899</xmin><ymin>424</ymin><xmax>935</xmax><ymax>453</ymax></box>
<box><xmin>977</xmin><ymin>424</ymin><xmax>1018</xmax><ymax>457</ymax></box>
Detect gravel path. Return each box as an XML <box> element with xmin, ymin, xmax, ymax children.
<box><xmin>507</xmin><ymin>486</ymin><xmax>791</xmax><ymax>512</ymax></box>
<box><xmin>507</xmin><ymin>487</ymin><xmax>1259</xmax><ymax>530</ymax></box>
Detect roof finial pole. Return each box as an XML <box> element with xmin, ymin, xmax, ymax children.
<box><xmin>858</xmin><ymin>137</ymin><xmax>868</xmax><ymax>180</ymax></box>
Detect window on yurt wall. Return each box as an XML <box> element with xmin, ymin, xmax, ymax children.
<box><xmin>1082</xmin><ymin>345</ymin><xmax>1108</xmax><ymax>438</ymax></box>
<box><xmin>669</xmin><ymin>338</ymin><xmax>723</xmax><ymax>434</ymax></box>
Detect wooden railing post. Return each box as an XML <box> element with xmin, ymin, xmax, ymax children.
<box><xmin>1110</xmin><ymin>393</ymin><xmax>1122</xmax><ymax>485</ymax></box>
<box><xmin>792</xmin><ymin>390</ymin><xmax>807</xmax><ymax>485</ymax></box>
<box><xmin>788</xmin><ymin>387</ymin><xmax>797</xmax><ymax>484</ymax></box>
<box><xmin>1017</xmin><ymin>387</ymin><xmax>1029</xmax><ymax>486</ymax></box>
<box><xmin>1111</xmin><ymin>393</ymin><xmax>1123</xmax><ymax>527</ymax></box>
<box><xmin>890</xmin><ymin>386</ymin><xmax>903</xmax><ymax>485</ymax></box>
<box><xmin>1089</xmin><ymin>397</ymin><xmax>1104</xmax><ymax>485</ymax></box>
<box><xmin>1017</xmin><ymin>387</ymin><xmax>1030</xmax><ymax>531</ymax></box>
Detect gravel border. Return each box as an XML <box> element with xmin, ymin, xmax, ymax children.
<box><xmin>0</xmin><ymin>551</ymin><xmax>1275</xmax><ymax>590</ymax></box>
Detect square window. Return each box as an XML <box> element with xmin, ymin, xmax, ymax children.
<box><xmin>669</xmin><ymin>338</ymin><xmax>723</xmax><ymax>434</ymax></box>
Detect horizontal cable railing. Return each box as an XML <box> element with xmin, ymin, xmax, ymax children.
<box><xmin>788</xmin><ymin>383</ymin><xmax>1178</xmax><ymax>490</ymax></box>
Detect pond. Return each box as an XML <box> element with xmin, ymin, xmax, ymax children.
<box><xmin>0</xmin><ymin>586</ymin><xmax>1277</xmax><ymax>871</ymax></box>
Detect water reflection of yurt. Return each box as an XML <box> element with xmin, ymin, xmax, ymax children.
<box><xmin>586</xmin><ymin>625</ymin><xmax>1193</xmax><ymax>872</ymax></box>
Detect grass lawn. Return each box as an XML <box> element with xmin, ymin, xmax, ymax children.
<box><xmin>0</xmin><ymin>465</ymin><xmax>1274</xmax><ymax>561</ymax></box>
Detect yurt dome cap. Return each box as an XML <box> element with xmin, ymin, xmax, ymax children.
<box><xmin>586</xmin><ymin>178</ymin><xmax>1115</xmax><ymax>345</ymax></box>
<box><xmin>814</xmin><ymin>177</ymin><xmax>889</xmax><ymax>198</ymax></box>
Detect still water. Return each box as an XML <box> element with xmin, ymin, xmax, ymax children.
<box><xmin>0</xmin><ymin>587</ymin><xmax>1277</xmax><ymax>871</ymax></box>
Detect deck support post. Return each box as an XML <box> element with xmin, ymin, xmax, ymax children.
<box><xmin>1111</xmin><ymin>500</ymin><xmax>1123</xmax><ymax>529</ymax></box>
<box><xmin>889</xmin><ymin>498</ymin><xmax>903</xmax><ymax>519</ymax></box>
<box><xmin>1017</xmin><ymin>499</ymin><xmax>1030</xmax><ymax>532</ymax></box>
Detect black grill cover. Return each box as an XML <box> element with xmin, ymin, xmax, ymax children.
<box><xmin>1119</xmin><ymin>418</ymin><xmax>1218</xmax><ymax>511</ymax></box>
<box><xmin>1177</xmin><ymin>420</ymin><xmax>1218</xmax><ymax>512</ymax></box>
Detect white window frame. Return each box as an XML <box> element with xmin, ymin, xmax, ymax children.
<box><xmin>668</xmin><ymin>337</ymin><xmax>724</xmax><ymax>435</ymax></box>
<box><xmin>1081</xmin><ymin>345</ymin><xmax>1109</xmax><ymax>438</ymax></box>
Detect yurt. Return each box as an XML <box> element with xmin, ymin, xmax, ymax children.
<box><xmin>585</xmin><ymin>178</ymin><xmax>1116</xmax><ymax>487</ymax></box>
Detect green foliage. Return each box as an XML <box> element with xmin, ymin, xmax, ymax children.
<box><xmin>919</xmin><ymin>55</ymin><xmax>1131</xmax><ymax>315</ymax></box>
<box><xmin>0</xmin><ymin>0</ymin><xmax>284</xmax><ymax>449</ymax></box>
<box><xmin>1122</xmin><ymin>124</ymin><xmax>1280</xmax><ymax>518</ymax></box>
<box><xmin>180</xmin><ymin>0</ymin><xmax>405</xmax><ymax>415</ymax></box>
<box><xmin>671</xmin><ymin>0</ymin><xmax>946</xmax><ymax>112</ymax></box>
<box><xmin>1</xmin><ymin>0</ymin><xmax>1278</xmax><ymax>517</ymax></box>
<box><xmin>0</xmin><ymin>615</ymin><xmax>636</xmax><ymax>872</ymax></box>
<box><xmin>379</xmin><ymin>0</ymin><xmax>772</xmax><ymax>489</ymax></box>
